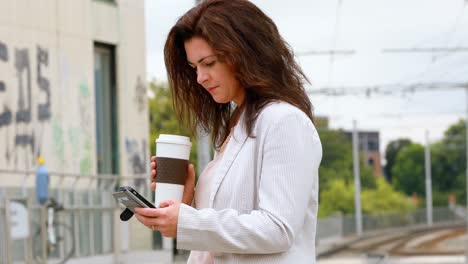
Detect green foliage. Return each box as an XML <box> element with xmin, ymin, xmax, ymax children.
<box><xmin>444</xmin><ymin>119</ymin><xmax>465</xmax><ymax>139</ymax></box>
<box><xmin>318</xmin><ymin>129</ymin><xmax>353</xmax><ymax>188</ymax></box>
<box><xmin>319</xmin><ymin>118</ymin><xmax>468</xmax><ymax>218</ymax></box>
<box><xmin>431</xmin><ymin>120</ymin><xmax>465</xmax><ymax>197</ymax></box>
<box><xmin>431</xmin><ymin>142</ymin><xmax>465</xmax><ymax>193</ymax></box>
<box><xmin>388</xmin><ymin>119</ymin><xmax>467</xmax><ymax>206</ymax></box>
<box><xmin>432</xmin><ymin>191</ymin><xmax>453</xmax><ymax>207</ymax></box>
<box><xmin>318</xmin><ymin>178</ymin><xmax>415</xmax><ymax>217</ymax></box>
<box><xmin>317</xmin><ymin>128</ymin><xmax>420</xmax><ymax>218</ymax></box>
<box><xmin>318</xmin><ymin>129</ymin><xmax>376</xmax><ymax>193</ymax></box>
<box><xmin>391</xmin><ymin>143</ymin><xmax>425</xmax><ymax>196</ymax></box>
<box><xmin>360</xmin><ymin>163</ymin><xmax>377</xmax><ymax>190</ymax></box>
<box><xmin>318</xmin><ymin>180</ymin><xmax>355</xmax><ymax>217</ymax></box>
<box><xmin>148</xmin><ymin>81</ymin><xmax>199</xmax><ymax>170</ymax></box>
<box><xmin>384</xmin><ymin>138</ymin><xmax>412</xmax><ymax>181</ymax></box>
<box><xmin>435</xmin><ymin>119</ymin><xmax>467</xmax><ymax>206</ymax></box>
<box><xmin>361</xmin><ymin>178</ymin><xmax>415</xmax><ymax>214</ymax></box>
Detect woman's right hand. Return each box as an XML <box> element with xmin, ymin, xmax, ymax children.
<box><xmin>150</xmin><ymin>156</ymin><xmax>157</xmax><ymax>191</ymax></box>
<box><xmin>150</xmin><ymin>156</ymin><xmax>196</xmax><ymax>206</ymax></box>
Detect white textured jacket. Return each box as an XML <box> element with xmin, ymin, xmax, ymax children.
<box><xmin>177</xmin><ymin>102</ymin><xmax>322</xmax><ymax>263</ymax></box>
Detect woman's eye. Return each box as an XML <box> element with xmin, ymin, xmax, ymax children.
<box><xmin>205</xmin><ymin>61</ymin><xmax>216</xmax><ymax>67</ymax></box>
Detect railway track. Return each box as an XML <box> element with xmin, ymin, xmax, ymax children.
<box><xmin>318</xmin><ymin>222</ymin><xmax>467</xmax><ymax>258</ymax></box>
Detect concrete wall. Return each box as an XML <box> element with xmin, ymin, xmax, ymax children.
<box><xmin>0</xmin><ymin>0</ymin><xmax>148</xmax><ymax>180</ymax></box>
<box><xmin>0</xmin><ymin>0</ymin><xmax>151</xmax><ymax>250</ymax></box>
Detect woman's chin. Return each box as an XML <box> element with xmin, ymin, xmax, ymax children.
<box><xmin>212</xmin><ymin>97</ymin><xmax>229</xmax><ymax>104</ymax></box>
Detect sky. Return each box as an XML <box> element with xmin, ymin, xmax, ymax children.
<box><xmin>144</xmin><ymin>0</ymin><xmax>468</xmax><ymax>155</ymax></box>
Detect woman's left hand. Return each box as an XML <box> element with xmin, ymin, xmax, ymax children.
<box><xmin>134</xmin><ymin>199</ymin><xmax>181</xmax><ymax>238</ymax></box>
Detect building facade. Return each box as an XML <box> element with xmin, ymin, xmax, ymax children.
<box><xmin>0</xmin><ymin>0</ymin><xmax>153</xmax><ymax>253</ymax></box>
<box><xmin>344</xmin><ymin>131</ymin><xmax>383</xmax><ymax>177</ymax></box>
<box><xmin>0</xmin><ymin>0</ymin><xmax>148</xmax><ymax>179</ymax></box>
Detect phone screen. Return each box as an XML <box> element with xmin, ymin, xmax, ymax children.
<box><xmin>113</xmin><ymin>186</ymin><xmax>155</xmax><ymax>212</ymax></box>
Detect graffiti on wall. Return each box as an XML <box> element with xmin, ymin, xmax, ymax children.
<box><xmin>79</xmin><ymin>81</ymin><xmax>93</xmax><ymax>175</ymax></box>
<box><xmin>0</xmin><ymin>40</ymin><xmax>145</xmax><ymax>174</ymax></box>
<box><xmin>37</xmin><ymin>46</ymin><xmax>51</xmax><ymax>121</ymax></box>
<box><xmin>52</xmin><ymin>118</ymin><xmax>65</xmax><ymax>167</ymax></box>
<box><xmin>0</xmin><ymin>41</ymin><xmax>7</xmax><ymax>61</ymax></box>
<box><xmin>0</xmin><ymin>41</ymin><xmax>52</xmax><ymax>168</ymax></box>
<box><xmin>15</xmin><ymin>48</ymin><xmax>32</xmax><ymax>124</ymax></box>
<box><xmin>125</xmin><ymin>138</ymin><xmax>147</xmax><ymax>187</ymax></box>
<box><xmin>134</xmin><ymin>76</ymin><xmax>146</xmax><ymax>113</ymax></box>
<box><xmin>0</xmin><ymin>41</ymin><xmax>11</xmax><ymax>128</ymax></box>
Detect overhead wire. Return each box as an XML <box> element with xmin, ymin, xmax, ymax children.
<box><xmin>327</xmin><ymin>0</ymin><xmax>344</xmax><ymax>85</ymax></box>
<box><xmin>304</xmin><ymin>0</ymin><xmax>468</xmax><ymax>143</ymax></box>
<box><xmin>389</xmin><ymin>1</ymin><xmax>468</xmax><ymax>85</ymax></box>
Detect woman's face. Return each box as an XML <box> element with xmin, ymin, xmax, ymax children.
<box><xmin>184</xmin><ymin>37</ymin><xmax>245</xmax><ymax>105</ymax></box>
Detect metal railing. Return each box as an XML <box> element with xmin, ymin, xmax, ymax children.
<box><xmin>316</xmin><ymin>206</ymin><xmax>466</xmax><ymax>243</ymax></box>
<box><xmin>0</xmin><ymin>169</ymin><xmax>154</xmax><ymax>264</ymax></box>
<box><xmin>0</xmin><ymin>200</ymin><xmax>7</xmax><ymax>264</ymax></box>
<box><xmin>342</xmin><ymin>207</ymin><xmax>463</xmax><ymax>236</ymax></box>
<box><xmin>2</xmin><ymin>168</ymin><xmax>466</xmax><ymax>263</ymax></box>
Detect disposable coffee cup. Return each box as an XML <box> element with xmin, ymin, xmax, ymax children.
<box><xmin>154</xmin><ymin>134</ymin><xmax>192</xmax><ymax>208</ymax></box>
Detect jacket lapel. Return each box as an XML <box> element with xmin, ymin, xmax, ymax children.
<box><xmin>209</xmin><ymin>112</ymin><xmax>249</xmax><ymax>207</ymax></box>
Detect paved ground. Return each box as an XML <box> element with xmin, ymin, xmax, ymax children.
<box><xmin>58</xmin><ymin>229</ymin><xmax>468</xmax><ymax>264</ymax></box>
<box><xmin>67</xmin><ymin>250</ymin><xmax>175</xmax><ymax>264</ymax></box>
<box><xmin>65</xmin><ymin>254</ymin><xmax>468</xmax><ymax>264</ymax></box>
<box><xmin>316</xmin><ymin>225</ymin><xmax>468</xmax><ymax>258</ymax></box>
<box><xmin>319</xmin><ymin>256</ymin><xmax>468</xmax><ymax>264</ymax></box>
<box><xmin>63</xmin><ymin>250</ymin><xmax>468</xmax><ymax>264</ymax></box>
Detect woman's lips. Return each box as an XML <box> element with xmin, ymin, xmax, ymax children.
<box><xmin>207</xmin><ymin>86</ymin><xmax>218</xmax><ymax>92</ymax></box>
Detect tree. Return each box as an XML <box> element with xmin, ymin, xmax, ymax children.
<box><xmin>391</xmin><ymin>143</ymin><xmax>425</xmax><ymax>196</ymax></box>
<box><xmin>431</xmin><ymin>119</ymin><xmax>466</xmax><ymax>205</ymax></box>
<box><xmin>318</xmin><ymin>129</ymin><xmax>353</xmax><ymax>188</ymax></box>
<box><xmin>319</xmin><ymin>179</ymin><xmax>355</xmax><ymax>217</ymax></box>
<box><xmin>384</xmin><ymin>138</ymin><xmax>412</xmax><ymax>182</ymax></box>
<box><xmin>148</xmin><ymin>81</ymin><xmax>199</xmax><ymax>171</ymax></box>
<box><xmin>388</xmin><ymin>119</ymin><xmax>468</xmax><ymax>206</ymax></box>
<box><xmin>319</xmin><ymin>178</ymin><xmax>415</xmax><ymax>217</ymax></box>
<box><xmin>431</xmin><ymin>142</ymin><xmax>464</xmax><ymax>192</ymax></box>
<box><xmin>318</xmin><ymin>129</ymin><xmax>376</xmax><ymax>192</ymax></box>
<box><xmin>361</xmin><ymin>178</ymin><xmax>415</xmax><ymax>214</ymax></box>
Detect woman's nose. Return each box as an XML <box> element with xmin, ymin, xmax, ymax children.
<box><xmin>197</xmin><ymin>69</ymin><xmax>209</xmax><ymax>84</ymax></box>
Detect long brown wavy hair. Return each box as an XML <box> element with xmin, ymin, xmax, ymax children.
<box><xmin>164</xmin><ymin>0</ymin><xmax>314</xmax><ymax>149</ymax></box>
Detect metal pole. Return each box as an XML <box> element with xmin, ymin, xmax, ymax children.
<box><xmin>465</xmin><ymin>87</ymin><xmax>468</xmax><ymax>264</ymax></box>
<box><xmin>352</xmin><ymin>120</ymin><xmax>363</xmax><ymax>236</ymax></box>
<box><xmin>73</xmin><ymin>190</ymin><xmax>81</xmax><ymax>257</ymax></box>
<box><xmin>25</xmin><ymin>198</ymin><xmax>33</xmax><ymax>264</ymax></box>
<box><xmin>40</xmin><ymin>205</ymin><xmax>47</xmax><ymax>263</ymax></box>
<box><xmin>88</xmin><ymin>189</ymin><xmax>95</xmax><ymax>256</ymax></box>
<box><xmin>21</xmin><ymin>173</ymin><xmax>31</xmax><ymax>197</ymax></box>
<box><xmin>1</xmin><ymin>200</ymin><xmax>6</xmax><ymax>264</ymax></box>
<box><xmin>113</xmin><ymin>207</ymin><xmax>121</xmax><ymax>264</ymax></box>
<box><xmin>4</xmin><ymin>198</ymin><xmax>13</xmax><ymax>264</ymax></box>
<box><xmin>424</xmin><ymin>130</ymin><xmax>433</xmax><ymax>226</ymax></box>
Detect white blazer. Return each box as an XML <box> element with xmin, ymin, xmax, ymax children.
<box><xmin>177</xmin><ymin>102</ymin><xmax>322</xmax><ymax>263</ymax></box>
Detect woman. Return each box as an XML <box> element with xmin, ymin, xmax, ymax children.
<box><xmin>135</xmin><ymin>0</ymin><xmax>322</xmax><ymax>263</ymax></box>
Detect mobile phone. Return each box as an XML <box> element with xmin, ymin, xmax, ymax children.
<box><xmin>113</xmin><ymin>186</ymin><xmax>155</xmax><ymax>213</ymax></box>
